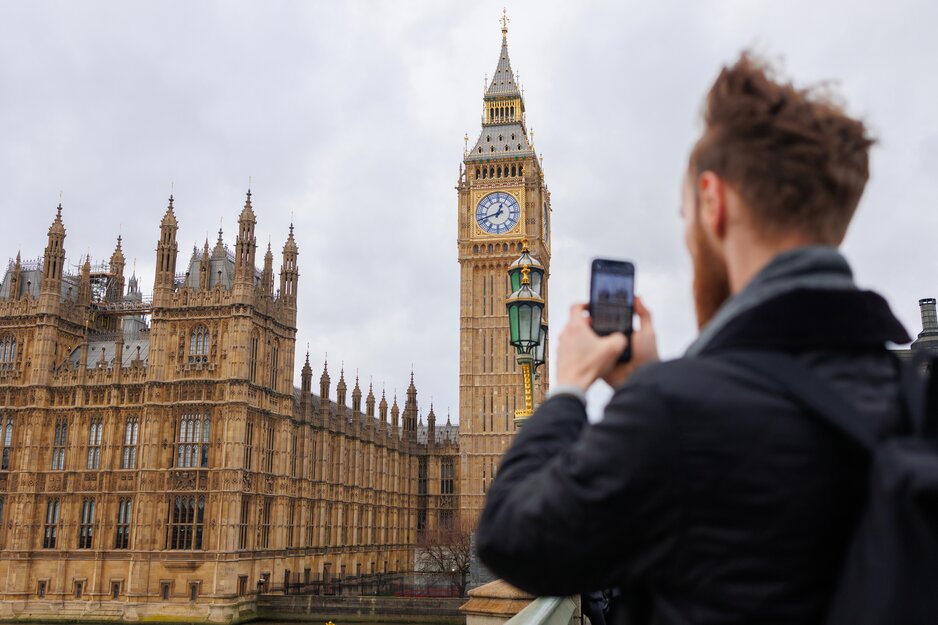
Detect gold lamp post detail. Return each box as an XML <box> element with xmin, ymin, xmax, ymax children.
<box><xmin>506</xmin><ymin>241</ymin><xmax>547</xmax><ymax>427</ymax></box>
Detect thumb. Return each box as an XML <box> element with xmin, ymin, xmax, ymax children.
<box><xmin>634</xmin><ymin>296</ymin><xmax>653</xmax><ymax>329</ymax></box>
<box><xmin>602</xmin><ymin>332</ymin><xmax>628</xmax><ymax>355</ymax></box>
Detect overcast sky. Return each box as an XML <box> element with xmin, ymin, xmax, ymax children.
<box><xmin>2</xmin><ymin>0</ymin><xmax>936</xmax><ymax>420</ymax></box>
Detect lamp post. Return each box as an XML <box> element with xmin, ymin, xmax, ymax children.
<box><xmin>506</xmin><ymin>240</ymin><xmax>547</xmax><ymax>427</ymax></box>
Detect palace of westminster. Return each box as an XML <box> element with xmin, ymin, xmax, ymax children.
<box><xmin>0</xmin><ymin>17</ymin><xmax>550</xmax><ymax>622</ymax></box>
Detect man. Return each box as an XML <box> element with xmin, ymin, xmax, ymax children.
<box><xmin>475</xmin><ymin>53</ymin><xmax>910</xmax><ymax>624</ymax></box>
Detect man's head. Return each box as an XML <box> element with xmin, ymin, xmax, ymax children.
<box><xmin>681</xmin><ymin>52</ymin><xmax>875</xmax><ymax>328</ymax></box>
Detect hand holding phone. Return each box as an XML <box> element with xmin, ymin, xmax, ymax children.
<box><xmin>588</xmin><ymin>258</ymin><xmax>635</xmax><ymax>362</ymax></box>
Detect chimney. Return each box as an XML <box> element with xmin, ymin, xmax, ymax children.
<box><xmin>911</xmin><ymin>298</ymin><xmax>938</xmax><ymax>354</ymax></box>
<box><xmin>919</xmin><ymin>298</ymin><xmax>938</xmax><ymax>335</ymax></box>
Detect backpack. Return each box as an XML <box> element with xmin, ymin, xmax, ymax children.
<box><xmin>729</xmin><ymin>350</ymin><xmax>938</xmax><ymax>625</ymax></box>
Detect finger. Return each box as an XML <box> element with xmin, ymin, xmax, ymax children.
<box><xmin>569</xmin><ymin>302</ymin><xmax>588</xmax><ymax>319</ymax></box>
<box><xmin>602</xmin><ymin>332</ymin><xmax>628</xmax><ymax>355</ymax></box>
<box><xmin>634</xmin><ymin>296</ymin><xmax>653</xmax><ymax>327</ymax></box>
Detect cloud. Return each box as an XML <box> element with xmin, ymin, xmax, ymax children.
<box><xmin>1</xmin><ymin>0</ymin><xmax>936</xmax><ymax>422</ymax></box>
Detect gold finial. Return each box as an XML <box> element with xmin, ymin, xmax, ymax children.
<box><xmin>521</xmin><ymin>265</ymin><xmax>531</xmax><ymax>286</ymax></box>
<box><xmin>521</xmin><ymin>238</ymin><xmax>530</xmax><ymax>253</ymax></box>
<box><xmin>501</xmin><ymin>8</ymin><xmax>509</xmax><ymax>35</ymax></box>
<box><xmin>463</xmin><ymin>133</ymin><xmax>469</xmax><ymax>155</ymax></box>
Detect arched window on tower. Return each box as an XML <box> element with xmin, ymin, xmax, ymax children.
<box><xmin>189</xmin><ymin>326</ymin><xmax>209</xmax><ymax>364</ymax></box>
<box><xmin>482</xmin><ymin>168</ymin><xmax>487</xmax><ymax>179</ymax></box>
<box><xmin>511</xmin><ymin>165</ymin><xmax>516</xmax><ymax>176</ymax></box>
<box><xmin>121</xmin><ymin>416</ymin><xmax>139</xmax><ymax>469</ymax></box>
<box><xmin>0</xmin><ymin>336</ymin><xmax>16</xmax><ymax>370</ymax></box>
<box><xmin>86</xmin><ymin>417</ymin><xmax>102</xmax><ymax>470</ymax></box>
<box><xmin>1</xmin><ymin>415</ymin><xmax>13</xmax><ymax>470</ymax></box>
<box><xmin>249</xmin><ymin>332</ymin><xmax>259</xmax><ymax>383</ymax></box>
<box><xmin>175</xmin><ymin>412</ymin><xmax>211</xmax><ymax>469</ymax></box>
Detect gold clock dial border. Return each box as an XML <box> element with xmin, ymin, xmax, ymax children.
<box><xmin>471</xmin><ymin>187</ymin><xmax>526</xmax><ymax>239</ymax></box>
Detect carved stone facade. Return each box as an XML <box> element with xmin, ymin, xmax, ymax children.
<box><xmin>0</xmin><ymin>193</ymin><xmax>459</xmax><ymax>621</ymax></box>
<box><xmin>457</xmin><ymin>22</ymin><xmax>551</xmax><ymax>519</ymax></box>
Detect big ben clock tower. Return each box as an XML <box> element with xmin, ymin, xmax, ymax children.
<box><xmin>458</xmin><ymin>14</ymin><xmax>551</xmax><ymax>519</ymax></box>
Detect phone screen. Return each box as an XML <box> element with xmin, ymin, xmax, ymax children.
<box><xmin>589</xmin><ymin>258</ymin><xmax>635</xmax><ymax>361</ymax></box>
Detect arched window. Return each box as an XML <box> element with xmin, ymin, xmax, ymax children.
<box><xmin>122</xmin><ymin>417</ymin><xmax>138</xmax><ymax>469</ymax></box>
<box><xmin>0</xmin><ymin>336</ymin><xmax>15</xmax><ymax>369</ymax></box>
<box><xmin>482</xmin><ymin>168</ymin><xmax>487</xmax><ymax>179</ymax></box>
<box><xmin>78</xmin><ymin>498</ymin><xmax>95</xmax><ymax>549</ymax></box>
<box><xmin>51</xmin><ymin>417</ymin><xmax>68</xmax><ymax>470</ymax></box>
<box><xmin>475</xmin><ymin>168</ymin><xmax>480</xmax><ymax>179</ymax></box>
<box><xmin>496</xmin><ymin>166</ymin><xmax>502</xmax><ymax>178</ymax></box>
<box><xmin>189</xmin><ymin>326</ymin><xmax>209</xmax><ymax>364</ymax></box>
<box><xmin>511</xmin><ymin>165</ymin><xmax>516</xmax><ymax>176</ymax></box>
<box><xmin>115</xmin><ymin>498</ymin><xmax>132</xmax><ymax>549</ymax></box>
<box><xmin>86</xmin><ymin>418</ymin><xmax>102</xmax><ymax>469</ymax></box>
<box><xmin>175</xmin><ymin>413</ymin><xmax>210</xmax><ymax>468</ymax></box>
<box><xmin>519</xmin><ymin>165</ymin><xmax>524</xmax><ymax>176</ymax></box>
<box><xmin>167</xmin><ymin>495</ymin><xmax>205</xmax><ymax>550</ymax></box>
<box><xmin>1</xmin><ymin>416</ymin><xmax>12</xmax><ymax>470</ymax></box>
<box><xmin>487</xmin><ymin>244</ymin><xmax>494</xmax><ymax>254</ymax></box>
<box><xmin>489</xmin><ymin>167</ymin><xmax>495</xmax><ymax>178</ymax></box>
<box><xmin>249</xmin><ymin>332</ymin><xmax>259</xmax><ymax>383</ymax></box>
<box><xmin>473</xmin><ymin>245</ymin><xmax>479</xmax><ymax>254</ymax></box>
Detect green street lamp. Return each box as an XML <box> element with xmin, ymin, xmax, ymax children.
<box><xmin>506</xmin><ymin>242</ymin><xmax>547</xmax><ymax>427</ymax></box>
<box><xmin>533</xmin><ymin>318</ymin><xmax>548</xmax><ymax>369</ymax></box>
<box><xmin>508</xmin><ymin>241</ymin><xmax>545</xmax><ymax>296</ymax></box>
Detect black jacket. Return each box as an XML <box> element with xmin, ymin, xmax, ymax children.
<box><xmin>476</xmin><ymin>288</ymin><xmax>911</xmax><ymax>625</ymax></box>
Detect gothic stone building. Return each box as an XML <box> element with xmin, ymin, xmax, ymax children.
<box><xmin>0</xmin><ymin>194</ymin><xmax>458</xmax><ymax>621</ymax></box>
<box><xmin>457</xmin><ymin>19</ymin><xmax>551</xmax><ymax>519</ymax></box>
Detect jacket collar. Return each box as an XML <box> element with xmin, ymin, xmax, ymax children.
<box><xmin>699</xmin><ymin>288</ymin><xmax>911</xmax><ymax>355</ymax></box>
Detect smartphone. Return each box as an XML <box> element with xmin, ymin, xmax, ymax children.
<box><xmin>589</xmin><ymin>258</ymin><xmax>635</xmax><ymax>362</ymax></box>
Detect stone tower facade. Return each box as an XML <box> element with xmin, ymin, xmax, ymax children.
<box><xmin>457</xmin><ymin>19</ymin><xmax>552</xmax><ymax>519</ymax></box>
<box><xmin>0</xmin><ymin>194</ymin><xmax>459</xmax><ymax>622</ymax></box>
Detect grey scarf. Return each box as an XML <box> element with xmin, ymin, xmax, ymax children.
<box><xmin>685</xmin><ymin>246</ymin><xmax>856</xmax><ymax>357</ymax></box>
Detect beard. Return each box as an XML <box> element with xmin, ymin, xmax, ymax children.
<box><xmin>691</xmin><ymin>220</ymin><xmax>731</xmax><ymax>330</ymax></box>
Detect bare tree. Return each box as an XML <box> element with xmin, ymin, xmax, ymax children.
<box><xmin>416</xmin><ymin>518</ymin><xmax>472</xmax><ymax>596</ymax></box>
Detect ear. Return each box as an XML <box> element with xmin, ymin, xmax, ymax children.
<box><xmin>696</xmin><ymin>171</ymin><xmax>727</xmax><ymax>244</ymax></box>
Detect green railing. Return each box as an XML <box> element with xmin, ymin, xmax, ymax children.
<box><xmin>505</xmin><ymin>596</ymin><xmax>577</xmax><ymax>625</ymax></box>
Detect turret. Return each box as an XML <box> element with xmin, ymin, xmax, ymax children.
<box><xmin>198</xmin><ymin>239</ymin><xmax>210</xmax><ymax>290</ymax></box>
<box><xmin>279</xmin><ymin>224</ymin><xmax>298</xmax><ymax>304</ymax></box>
<box><xmin>379</xmin><ymin>388</ymin><xmax>388</xmax><ymax>434</ymax></box>
<box><xmin>234</xmin><ymin>189</ymin><xmax>257</xmax><ymax>287</ymax></box>
<box><xmin>7</xmin><ymin>252</ymin><xmax>21</xmax><ymax>301</ymax></box>
<box><xmin>319</xmin><ymin>358</ymin><xmax>331</xmax><ymax>413</ymax></box>
<box><xmin>366</xmin><ymin>383</ymin><xmax>376</xmax><ymax>418</ymax></box>
<box><xmin>108</xmin><ymin>235</ymin><xmax>126</xmax><ymax>302</ymax></box>
<box><xmin>391</xmin><ymin>393</ymin><xmax>400</xmax><ymax>438</ymax></box>
<box><xmin>262</xmin><ymin>243</ymin><xmax>274</xmax><ymax>296</ymax></box>
<box><xmin>336</xmin><ymin>367</ymin><xmax>348</xmax><ymax>419</ymax></box>
<box><xmin>40</xmin><ymin>204</ymin><xmax>67</xmax><ymax>300</ymax></box>
<box><xmin>77</xmin><ymin>255</ymin><xmax>92</xmax><ymax>307</ymax></box>
<box><xmin>427</xmin><ymin>403</ymin><xmax>437</xmax><ymax>449</ymax></box>
<box><xmin>403</xmin><ymin>371</ymin><xmax>418</xmax><ymax>436</ymax></box>
<box><xmin>154</xmin><ymin>195</ymin><xmax>178</xmax><ymax>298</ymax></box>
<box><xmin>301</xmin><ymin>350</ymin><xmax>312</xmax><ymax>396</ymax></box>
<box><xmin>352</xmin><ymin>373</ymin><xmax>362</xmax><ymax>413</ymax></box>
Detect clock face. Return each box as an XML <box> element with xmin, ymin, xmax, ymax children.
<box><xmin>476</xmin><ymin>192</ymin><xmax>520</xmax><ymax>235</ymax></box>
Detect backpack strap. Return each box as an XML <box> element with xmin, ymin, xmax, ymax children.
<box><xmin>724</xmin><ymin>351</ymin><xmax>879</xmax><ymax>453</ymax></box>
